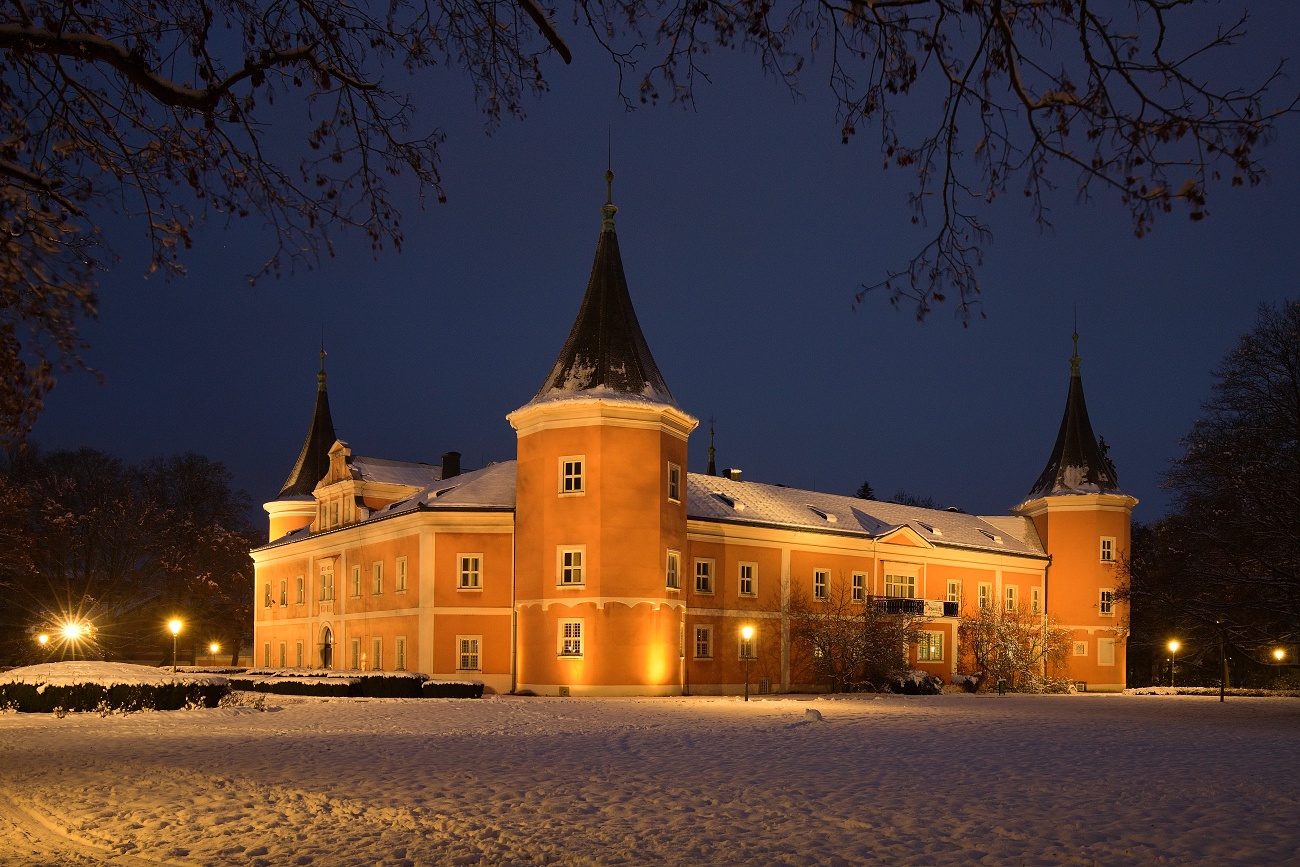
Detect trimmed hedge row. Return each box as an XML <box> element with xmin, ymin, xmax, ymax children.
<box><xmin>0</xmin><ymin>681</ymin><xmax>229</xmax><ymax>714</ymax></box>
<box><xmin>226</xmin><ymin>675</ymin><xmax>483</xmax><ymax>699</ymax></box>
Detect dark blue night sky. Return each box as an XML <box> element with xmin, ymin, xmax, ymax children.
<box><xmin>31</xmin><ymin>5</ymin><xmax>1300</xmax><ymax>524</ymax></box>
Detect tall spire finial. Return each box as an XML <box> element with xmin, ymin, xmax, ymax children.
<box><xmin>707</xmin><ymin>416</ymin><xmax>717</xmax><ymax>476</ymax></box>
<box><xmin>318</xmin><ymin>332</ymin><xmax>328</xmax><ymax>391</ymax></box>
<box><xmin>1070</xmin><ymin>316</ymin><xmax>1081</xmax><ymax>377</ymax></box>
<box><xmin>601</xmin><ymin>158</ymin><xmax>618</xmax><ymax>232</ymax></box>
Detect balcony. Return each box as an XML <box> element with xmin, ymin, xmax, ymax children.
<box><xmin>876</xmin><ymin>598</ymin><xmax>960</xmax><ymax>617</ymax></box>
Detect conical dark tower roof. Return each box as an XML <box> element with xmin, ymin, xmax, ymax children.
<box><xmin>277</xmin><ymin>350</ymin><xmax>337</xmax><ymax>500</ymax></box>
<box><xmin>531</xmin><ymin>171</ymin><xmax>676</xmax><ymax>406</ymax></box>
<box><xmin>1026</xmin><ymin>335</ymin><xmax>1123</xmax><ymax>499</ymax></box>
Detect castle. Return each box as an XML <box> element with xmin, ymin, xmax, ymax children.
<box><xmin>251</xmin><ymin>175</ymin><xmax>1135</xmax><ymax>694</ymax></box>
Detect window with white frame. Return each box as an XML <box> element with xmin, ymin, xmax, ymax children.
<box><xmin>320</xmin><ymin>568</ymin><xmax>334</xmax><ymax>602</ymax></box>
<box><xmin>278</xmin><ymin>642</ymin><xmax>286</xmax><ymax>667</ymax></box>
<box><xmin>918</xmin><ymin>631</ymin><xmax>944</xmax><ymax>661</ymax></box>
<box><xmin>372</xmin><ymin>561</ymin><xmax>383</xmax><ymax>595</ymax></box>
<box><xmin>560</xmin><ymin>456</ymin><xmax>585</xmax><ymax>495</ymax></box>
<box><xmin>1005</xmin><ymin>585</ymin><xmax>1018</xmax><ymax>612</ymax></box>
<box><xmin>330</xmin><ymin>500</ymin><xmax>339</xmax><ymax>527</ymax></box>
<box><xmin>351</xmin><ymin>566</ymin><xmax>361</xmax><ymax>598</ymax></box>
<box><xmin>350</xmin><ymin>638</ymin><xmax>360</xmax><ymax>669</ymax></box>
<box><xmin>1098</xmin><ymin>638</ymin><xmax>1116</xmax><ymax>666</ymax></box>
<box><xmin>280</xmin><ymin>578</ymin><xmax>288</xmax><ymax>606</ymax></box>
<box><xmin>1073</xmin><ymin>640</ymin><xmax>1088</xmax><ymax>657</ymax></box>
<box><xmin>559</xmin><ymin>619</ymin><xmax>584</xmax><ymax>657</ymax></box>
<box><xmin>694</xmin><ymin>559</ymin><xmax>714</xmax><ymax>593</ymax></box>
<box><xmin>694</xmin><ymin>625</ymin><xmax>713</xmax><ymax>659</ymax></box>
<box><xmin>814</xmin><ymin>569</ymin><xmax>829</xmax><ymax>600</ymax></box>
<box><xmin>851</xmin><ymin>572</ymin><xmax>867</xmax><ymax>602</ymax></box>
<box><xmin>885</xmin><ymin>573</ymin><xmax>916</xmax><ymax>599</ymax></box>
<box><xmin>396</xmin><ymin>557</ymin><xmax>408</xmax><ymax>593</ymax></box>
<box><xmin>558</xmin><ymin>547</ymin><xmax>585</xmax><ymax>586</ymax></box>
<box><xmin>371</xmin><ymin>637</ymin><xmax>383</xmax><ymax>671</ymax></box>
<box><xmin>738</xmin><ymin>630</ymin><xmax>756</xmax><ymax>660</ymax></box>
<box><xmin>740</xmin><ymin>562</ymin><xmax>758</xmax><ymax>597</ymax></box>
<box><xmin>947</xmin><ymin>580</ymin><xmax>962</xmax><ymax>605</ymax></box>
<box><xmin>1100</xmin><ymin>536</ymin><xmax>1115</xmax><ymax>562</ymax></box>
<box><xmin>395</xmin><ymin>636</ymin><xmax>407</xmax><ymax>670</ymax></box>
<box><xmin>296</xmin><ymin>574</ymin><xmax>305</xmax><ymax>604</ymax></box>
<box><xmin>668</xmin><ymin>462</ymin><xmax>682</xmax><ymax>502</ymax></box>
<box><xmin>666</xmin><ymin>549</ymin><xmax>681</xmax><ymax>589</ymax></box>
<box><xmin>294</xmin><ymin>641</ymin><xmax>303</xmax><ymax>668</ymax></box>
<box><xmin>263</xmin><ymin>643</ymin><xmax>271</xmax><ymax>666</ymax></box>
<box><xmin>459</xmin><ymin>554</ymin><xmax>483</xmax><ymax>590</ymax></box>
<box><xmin>978</xmin><ymin>583</ymin><xmax>992</xmax><ymax>609</ymax></box>
<box><xmin>458</xmin><ymin>636</ymin><xmax>482</xmax><ymax>671</ymax></box>
<box><xmin>1031</xmin><ymin>587</ymin><xmax>1042</xmax><ymax>614</ymax></box>
<box><xmin>1099</xmin><ymin>589</ymin><xmax>1115</xmax><ymax>616</ymax></box>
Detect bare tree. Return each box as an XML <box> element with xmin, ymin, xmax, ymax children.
<box><xmin>788</xmin><ymin>579</ymin><xmax>926</xmax><ymax>691</ymax></box>
<box><xmin>3</xmin><ymin>0</ymin><xmax>1295</xmax><ymax>439</ymax></box>
<box><xmin>958</xmin><ymin>601</ymin><xmax>1072</xmax><ymax>692</ymax></box>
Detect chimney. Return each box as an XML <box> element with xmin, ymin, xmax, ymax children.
<box><xmin>441</xmin><ymin>451</ymin><xmax>461</xmax><ymax>479</ymax></box>
<box><xmin>724</xmin><ymin>468</ymin><xmax>742</xmax><ymax>482</ymax></box>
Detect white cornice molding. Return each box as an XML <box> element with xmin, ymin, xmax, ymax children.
<box><xmin>1014</xmin><ymin>492</ymin><xmax>1139</xmax><ymax>517</ymax></box>
<box><xmin>507</xmin><ymin>397</ymin><xmax>699</xmax><ymax>440</ymax></box>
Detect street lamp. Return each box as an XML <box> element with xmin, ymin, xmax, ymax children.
<box><xmin>741</xmin><ymin>625</ymin><xmax>754</xmax><ymax>702</ymax></box>
<box><xmin>209</xmin><ymin>642</ymin><xmax>221</xmax><ymax>666</ymax></box>
<box><xmin>168</xmin><ymin>619</ymin><xmax>183</xmax><ymax>673</ymax></box>
<box><xmin>1168</xmin><ymin>640</ymin><xmax>1180</xmax><ymax>687</ymax></box>
<box><xmin>61</xmin><ymin>622</ymin><xmax>84</xmax><ymax>661</ymax></box>
<box><xmin>1274</xmin><ymin>648</ymin><xmax>1286</xmax><ymax>663</ymax></box>
<box><xmin>37</xmin><ymin>633</ymin><xmax>49</xmax><ymax>652</ymax></box>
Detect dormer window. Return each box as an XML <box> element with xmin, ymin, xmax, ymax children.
<box><xmin>978</xmin><ymin>529</ymin><xmax>1004</xmax><ymax>544</ymax></box>
<box><xmin>808</xmin><ymin>506</ymin><xmax>837</xmax><ymax>523</ymax></box>
<box><xmin>915</xmin><ymin>521</ymin><xmax>941</xmax><ymax>536</ymax></box>
<box><xmin>711</xmin><ymin>492</ymin><xmax>744</xmax><ymax>511</ymax></box>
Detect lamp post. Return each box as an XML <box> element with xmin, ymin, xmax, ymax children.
<box><xmin>168</xmin><ymin>619</ymin><xmax>183</xmax><ymax>673</ymax></box>
<box><xmin>37</xmin><ymin>633</ymin><xmax>49</xmax><ymax>655</ymax></box>
<box><xmin>61</xmin><ymin>622</ymin><xmax>83</xmax><ymax>661</ymax></box>
<box><xmin>209</xmin><ymin>642</ymin><xmax>221</xmax><ymax>667</ymax></box>
<box><xmin>741</xmin><ymin>625</ymin><xmax>754</xmax><ymax>702</ymax></box>
<box><xmin>1168</xmin><ymin>640</ymin><xmax>1180</xmax><ymax>688</ymax></box>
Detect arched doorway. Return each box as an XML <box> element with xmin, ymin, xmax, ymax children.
<box><xmin>319</xmin><ymin>625</ymin><xmax>334</xmax><ymax>670</ymax></box>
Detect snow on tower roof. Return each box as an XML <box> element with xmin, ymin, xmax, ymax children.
<box><xmin>527</xmin><ymin>171</ymin><xmax>677</xmax><ymax>409</ymax></box>
<box><xmin>1024</xmin><ymin>334</ymin><xmax>1123</xmax><ymax>500</ymax></box>
<box><xmin>686</xmin><ymin>474</ymin><xmax>1046</xmax><ymax>558</ymax></box>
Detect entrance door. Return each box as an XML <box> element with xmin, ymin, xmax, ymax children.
<box><xmin>320</xmin><ymin>625</ymin><xmax>334</xmax><ymax>669</ymax></box>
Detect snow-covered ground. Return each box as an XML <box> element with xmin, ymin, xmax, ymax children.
<box><xmin>1</xmin><ymin>692</ymin><xmax>1297</xmax><ymax>866</ymax></box>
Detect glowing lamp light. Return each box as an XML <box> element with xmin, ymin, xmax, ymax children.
<box><xmin>37</xmin><ymin>633</ymin><xmax>49</xmax><ymax>647</ymax></box>
<box><xmin>1168</xmin><ymin>640</ymin><xmax>1180</xmax><ymax>653</ymax></box>
<box><xmin>209</xmin><ymin>642</ymin><xmax>220</xmax><ymax>654</ymax></box>
<box><xmin>62</xmin><ymin>622</ymin><xmax>82</xmax><ymax>641</ymax></box>
<box><xmin>740</xmin><ymin>625</ymin><xmax>755</xmax><ymax>702</ymax></box>
<box><xmin>1275</xmin><ymin>649</ymin><xmax>1286</xmax><ymax>662</ymax></box>
<box><xmin>168</xmin><ymin>619</ymin><xmax>183</xmax><ymax>636</ymax></box>
<box><xmin>168</xmin><ymin>618</ymin><xmax>183</xmax><ymax>673</ymax></box>
<box><xmin>741</xmin><ymin>626</ymin><xmax>754</xmax><ymax>642</ymax></box>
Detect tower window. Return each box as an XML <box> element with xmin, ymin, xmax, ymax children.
<box><xmin>1099</xmin><ymin>589</ymin><xmax>1115</xmax><ymax>616</ymax></box>
<box><xmin>560</xmin><ymin>456</ymin><xmax>585</xmax><ymax>495</ymax></box>
<box><xmin>558</xmin><ymin>547</ymin><xmax>585</xmax><ymax>586</ymax></box>
<box><xmin>459</xmin><ymin>555</ymin><xmax>483</xmax><ymax>589</ymax></box>
<box><xmin>559</xmin><ymin>619</ymin><xmax>584</xmax><ymax>657</ymax></box>
<box><xmin>1100</xmin><ymin>537</ymin><xmax>1116</xmax><ymax>562</ymax></box>
<box><xmin>668</xmin><ymin>463</ymin><xmax>681</xmax><ymax>502</ymax></box>
<box><xmin>666</xmin><ymin>550</ymin><xmax>681</xmax><ymax>589</ymax></box>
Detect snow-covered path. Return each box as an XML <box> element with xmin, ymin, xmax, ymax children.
<box><xmin>1</xmin><ymin>693</ymin><xmax>1297</xmax><ymax>865</ymax></box>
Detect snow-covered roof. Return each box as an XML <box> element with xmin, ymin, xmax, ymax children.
<box><xmin>686</xmin><ymin>474</ymin><xmax>1046</xmax><ymax>558</ymax></box>
<box><xmin>348</xmin><ymin>455</ymin><xmax>443</xmax><ymax>489</ymax></box>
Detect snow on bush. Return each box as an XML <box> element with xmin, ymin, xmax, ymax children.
<box><xmin>0</xmin><ymin>662</ymin><xmax>229</xmax><ymax>713</ymax></box>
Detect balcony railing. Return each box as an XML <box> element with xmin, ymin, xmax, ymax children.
<box><xmin>876</xmin><ymin>598</ymin><xmax>960</xmax><ymax>617</ymax></box>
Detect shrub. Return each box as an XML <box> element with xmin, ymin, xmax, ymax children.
<box><xmin>253</xmin><ymin>679</ymin><xmax>357</xmax><ymax>697</ymax></box>
<box><xmin>421</xmin><ymin>680</ymin><xmax>484</xmax><ymax>699</ymax></box>
<box><xmin>890</xmin><ymin>670</ymin><xmax>944</xmax><ymax>695</ymax></box>
<box><xmin>359</xmin><ymin>673</ymin><xmax>427</xmax><ymax>698</ymax></box>
<box><xmin>0</xmin><ymin>680</ymin><xmax>229</xmax><ymax>713</ymax></box>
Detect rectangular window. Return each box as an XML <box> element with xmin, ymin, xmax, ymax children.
<box><xmin>739</xmin><ymin>631</ymin><xmax>756</xmax><ymax>660</ymax></box>
<box><xmin>666</xmin><ymin>550</ymin><xmax>681</xmax><ymax>589</ymax></box>
<box><xmin>694</xmin><ymin>559</ymin><xmax>714</xmax><ymax>594</ymax></box>
<box><xmin>278</xmin><ymin>642</ymin><xmax>286</xmax><ymax>667</ymax></box>
<box><xmin>1031</xmin><ymin>587</ymin><xmax>1042</xmax><ymax>615</ymax></box>
<box><xmin>1005</xmin><ymin>585</ymin><xmax>1018</xmax><ymax>612</ymax></box>
<box><xmin>280</xmin><ymin>579</ymin><xmax>288</xmax><ymax>607</ymax></box>
<box><xmin>264</xmin><ymin>584</ymin><xmax>272</xmax><ymax>608</ymax></box>
<box><xmin>740</xmin><ymin>562</ymin><xmax>758</xmax><ymax>597</ymax></box>
<box><xmin>459</xmin><ymin>554</ymin><xmax>483</xmax><ymax>589</ymax></box>
<box><xmin>560</xmin><ymin>456</ymin><xmax>585</xmax><ymax>495</ymax></box>
<box><xmin>1100</xmin><ymin>537</ymin><xmax>1115</xmax><ymax>562</ymax></box>
<box><xmin>371</xmin><ymin>637</ymin><xmax>382</xmax><ymax>671</ymax></box>
<box><xmin>978</xmin><ymin>583</ymin><xmax>992</xmax><ymax>609</ymax></box>
<box><xmin>694</xmin><ymin>625</ymin><xmax>713</xmax><ymax>659</ymax></box>
<box><xmin>263</xmin><ymin>643</ymin><xmax>271</xmax><ymax>667</ymax></box>
<box><xmin>559</xmin><ymin>619</ymin><xmax>584</xmax><ymax>657</ymax></box>
<box><xmin>918</xmin><ymin>631</ymin><xmax>944</xmax><ymax>661</ymax></box>
<box><xmin>558</xmin><ymin>547</ymin><xmax>585</xmax><ymax>586</ymax></box>
<box><xmin>458</xmin><ymin>636</ymin><xmax>482</xmax><ymax>671</ymax></box>
<box><xmin>351</xmin><ymin>566</ymin><xmax>361</xmax><ymax>598</ymax></box>
<box><xmin>813</xmin><ymin>569</ymin><xmax>829</xmax><ymax>600</ymax></box>
<box><xmin>851</xmin><ymin>572</ymin><xmax>866</xmax><ymax>602</ymax></box>
<box><xmin>350</xmin><ymin>638</ymin><xmax>360</xmax><ymax>669</ymax></box>
<box><xmin>296</xmin><ymin>575</ymin><xmax>304</xmax><ymax>605</ymax></box>
<box><xmin>1098</xmin><ymin>638</ymin><xmax>1116</xmax><ymax>666</ymax></box>
<box><xmin>396</xmin><ymin>557</ymin><xmax>408</xmax><ymax>593</ymax></box>
<box><xmin>320</xmin><ymin>569</ymin><xmax>334</xmax><ymax>602</ymax></box>
<box><xmin>946</xmin><ymin>580</ymin><xmax>962</xmax><ymax>605</ymax></box>
<box><xmin>1099</xmin><ymin>589</ymin><xmax>1115</xmax><ymax>616</ymax></box>
<box><xmin>294</xmin><ymin>641</ymin><xmax>304</xmax><ymax>668</ymax></box>
<box><xmin>395</xmin><ymin>636</ymin><xmax>407</xmax><ymax>670</ymax></box>
<box><xmin>1073</xmin><ymin>640</ymin><xmax>1088</xmax><ymax>657</ymax></box>
<box><xmin>372</xmin><ymin>562</ymin><xmax>383</xmax><ymax>595</ymax></box>
<box><xmin>885</xmin><ymin>573</ymin><xmax>916</xmax><ymax>599</ymax></box>
<box><xmin>668</xmin><ymin>462</ymin><xmax>682</xmax><ymax>502</ymax></box>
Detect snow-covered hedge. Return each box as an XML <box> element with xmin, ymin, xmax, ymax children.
<box><xmin>224</xmin><ymin>669</ymin><xmax>483</xmax><ymax>698</ymax></box>
<box><xmin>0</xmin><ymin>662</ymin><xmax>229</xmax><ymax>713</ymax></box>
<box><xmin>891</xmin><ymin>670</ymin><xmax>944</xmax><ymax>695</ymax></box>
